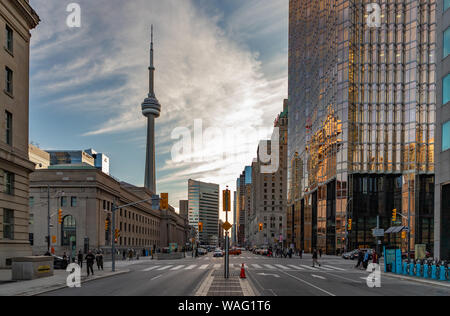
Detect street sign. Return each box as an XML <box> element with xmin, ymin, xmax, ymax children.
<box><xmin>223</xmin><ymin>189</ymin><xmax>231</xmax><ymax>212</ymax></box>
<box><xmin>222</xmin><ymin>221</ymin><xmax>232</xmax><ymax>231</ymax></box>
<box><xmin>372</xmin><ymin>229</ymin><xmax>385</xmax><ymax>237</ymax></box>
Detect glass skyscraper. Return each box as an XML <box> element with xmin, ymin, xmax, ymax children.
<box><xmin>288</xmin><ymin>0</ymin><xmax>436</xmax><ymax>254</ymax></box>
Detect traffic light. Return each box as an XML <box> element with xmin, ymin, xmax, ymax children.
<box><xmin>105</xmin><ymin>218</ymin><xmax>110</xmax><ymax>231</ymax></box>
<box><xmin>392</xmin><ymin>209</ymin><xmax>397</xmax><ymax>223</ymax></box>
<box><xmin>160</xmin><ymin>193</ymin><xmax>169</xmax><ymax>210</ymax></box>
<box><xmin>223</xmin><ymin>189</ymin><xmax>231</xmax><ymax>212</ymax></box>
<box><xmin>58</xmin><ymin>209</ymin><xmax>63</xmax><ymax>224</ymax></box>
<box><xmin>401</xmin><ymin>231</ymin><xmax>407</xmax><ymax>239</ymax></box>
<box><xmin>259</xmin><ymin>223</ymin><xmax>263</xmax><ymax>232</ymax></box>
<box><xmin>348</xmin><ymin>219</ymin><xmax>352</xmax><ymax>231</ymax></box>
<box><xmin>198</xmin><ymin>222</ymin><xmax>203</xmax><ymax>232</ymax></box>
<box><xmin>115</xmin><ymin>229</ymin><xmax>120</xmax><ymax>239</ymax></box>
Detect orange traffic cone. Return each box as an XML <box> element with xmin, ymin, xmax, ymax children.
<box><xmin>240</xmin><ymin>264</ymin><xmax>246</xmax><ymax>279</ymax></box>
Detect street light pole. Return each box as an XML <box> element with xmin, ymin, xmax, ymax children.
<box><xmin>345</xmin><ymin>197</ymin><xmax>353</xmax><ymax>252</ymax></box>
<box><xmin>47</xmin><ymin>185</ymin><xmax>50</xmax><ymax>253</ymax></box>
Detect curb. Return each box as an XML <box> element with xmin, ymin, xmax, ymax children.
<box><xmin>381</xmin><ymin>272</ymin><xmax>450</xmax><ymax>288</ymax></box>
<box><xmin>22</xmin><ymin>269</ymin><xmax>131</xmax><ymax>296</ymax></box>
<box><xmin>195</xmin><ymin>270</ymin><xmax>214</xmax><ymax>296</ymax></box>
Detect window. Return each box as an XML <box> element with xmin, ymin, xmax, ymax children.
<box><xmin>29</xmin><ymin>197</ymin><xmax>34</xmax><ymax>208</ymax></box>
<box><xmin>5</xmin><ymin>67</ymin><xmax>13</xmax><ymax>94</ymax></box>
<box><xmin>61</xmin><ymin>196</ymin><xmax>68</xmax><ymax>207</ymax></box>
<box><xmin>445</xmin><ymin>27</ymin><xmax>450</xmax><ymax>59</ymax></box>
<box><xmin>446</xmin><ymin>0</ymin><xmax>450</xmax><ymax>11</ymax></box>
<box><xmin>5</xmin><ymin>25</ymin><xmax>13</xmax><ymax>52</ymax></box>
<box><xmin>4</xmin><ymin>171</ymin><xmax>14</xmax><ymax>195</ymax></box>
<box><xmin>3</xmin><ymin>209</ymin><xmax>14</xmax><ymax>240</ymax></box>
<box><xmin>443</xmin><ymin>121</ymin><xmax>450</xmax><ymax>152</ymax></box>
<box><xmin>5</xmin><ymin>111</ymin><xmax>12</xmax><ymax>145</ymax></box>
<box><xmin>71</xmin><ymin>197</ymin><xmax>77</xmax><ymax>207</ymax></box>
<box><xmin>444</xmin><ymin>74</ymin><xmax>450</xmax><ymax>105</ymax></box>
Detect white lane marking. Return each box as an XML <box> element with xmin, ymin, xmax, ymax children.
<box><xmin>301</xmin><ymin>265</ymin><xmax>319</xmax><ymax>271</ymax></box>
<box><xmin>324</xmin><ymin>265</ymin><xmax>346</xmax><ymax>271</ymax></box>
<box><xmin>257</xmin><ymin>273</ymin><xmax>280</xmax><ymax>278</ymax></box>
<box><xmin>151</xmin><ymin>274</ymin><xmax>163</xmax><ymax>281</ymax></box>
<box><xmin>157</xmin><ymin>265</ymin><xmax>173</xmax><ymax>271</ymax></box>
<box><xmin>264</xmin><ymin>264</ymin><xmax>277</xmax><ymax>270</ymax></box>
<box><xmin>142</xmin><ymin>266</ymin><xmax>160</xmax><ymax>272</ymax></box>
<box><xmin>170</xmin><ymin>265</ymin><xmax>184</xmax><ymax>271</ymax></box>
<box><xmin>199</xmin><ymin>264</ymin><xmax>209</xmax><ymax>270</ymax></box>
<box><xmin>284</xmin><ymin>272</ymin><xmax>336</xmax><ymax>296</ymax></box>
<box><xmin>184</xmin><ymin>265</ymin><xmax>197</xmax><ymax>270</ymax></box>
<box><xmin>312</xmin><ymin>274</ymin><xmax>327</xmax><ymax>280</ymax></box>
<box><xmin>252</xmin><ymin>264</ymin><xmax>263</xmax><ymax>269</ymax></box>
<box><xmin>275</xmin><ymin>264</ymin><xmax>291</xmax><ymax>270</ymax></box>
<box><xmin>288</xmin><ymin>265</ymin><xmax>305</xmax><ymax>270</ymax></box>
<box><xmin>214</xmin><ymin>264</ymin><xmax>221</xmax><ymax>269</ymax></box>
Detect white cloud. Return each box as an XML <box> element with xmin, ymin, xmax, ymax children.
<box><xmin>30</xmin><ymin>0</ymin><xmax>287</xmax><ymax>212</ymax></box>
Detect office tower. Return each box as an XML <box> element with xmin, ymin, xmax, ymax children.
<box><xmin>188</xmin><ymin>179</ymin><xmax>219</xmax><ymax>245</ymax></box>
<box><xmin>0</xmin><ymin>0</ymin><xmax>39</xmax><ymax>268</ymax></box>
<box><xmin>289</xmin><ymin>0</ymin><xmax>436</xmax><ymax>254</ymax></box>
<box><xmin>435</xmin><ymin>0</ymin><xmax>450</xmax><ymax>260</ymax></box>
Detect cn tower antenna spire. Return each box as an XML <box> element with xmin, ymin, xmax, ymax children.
<box><xmin>142</xmin><ymin>24</ymin><xmax>161</xmax><ymax>193</ymax></box>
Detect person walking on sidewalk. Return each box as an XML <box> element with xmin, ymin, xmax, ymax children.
<box><xmin>319</xmin><ymin>249</ymin><xmax>323</xmax><ymax>258</ymax></box>
<box><xmin>96</xmin><ymin>251</ymin><xmax>104</xmax><ymax>271</ymax></box>
<box><xmin>372</xmin><ymin>249</ymin><xmax>378</xmax><ymax>265</ymax></box>
<box><xmin>85</xmin><ymin>251</ymin><xmax>95</xmax><ymax>276</ymax></box>
<box><xmin>299</xmin><ymin>249</ymin><xmax>303</xmax><ymax>259</ymax></box>
<box><xmin>312</xmin><ymin>249</ymin><xmax>321</xmax><ymax>267</ymax></box>
<box><xmin>77</xmin><ymin>250</ymin><xmax>83</xmax><ymax>268</ymax></box>
<box><xmin>355</xmin><ymin>250</ymin><xmax>364</xmax><ymax>269</ymax></box>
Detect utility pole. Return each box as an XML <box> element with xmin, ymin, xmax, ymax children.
<box><xmin>47</xmin><ymin>185</ymin><xmax>50</xmax><ymax>253</ymax></box>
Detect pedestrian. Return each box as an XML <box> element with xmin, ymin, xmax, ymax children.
<box><xmin>355</xmin><ymin>250</ymin><xmax>364</xmax><ymax>269</ymax></box>
<box><xmin>62</xmin><ymin>252</ymin><xmax>68</xmax><ymax>268</ymax></box>
<box><xmin>312</xmin><ymin>249</ymin><xmax>321</xmax><ymax>267</ymax></box>
<box><xmin>122</xmin><ymin>250</ymin><xmax>126</xmax><ymax>260</ymax></box>
<box><xmin>372</xmin><ymin>249</ymin><xmax>378</xmax><ymax>265</ymax></box>
<box><xmin>299</xmin><ymin>249</ymin><xmax>303</xmax><ymax>259</ymax></box>
<box><xmin>77</xmin><ymin>250</ymin><xmax>83</xmax><ymax>268</ymax></box>
<box><xmin>319</xmin><ymin>249</ymin><xmax>323</xmax><ymax>258</ymax></box>
<box><xmin>96</xmin><ymin>251</ymin><xmax>104</xmax><ymax>271</ymax></box>
<box><xmin>288</xmin><ymin>248</ymin><xmax>293</xmax><ymax>259</ymax></box>
<box><xmin>85</xmin><ymin>251</ymin><xmax>95</xmax><ymax>276</ymax></box>
<box><xmin>363</xmin><ymin>250</ymin><xmax>370</xmax><ymax>269</ymax></box>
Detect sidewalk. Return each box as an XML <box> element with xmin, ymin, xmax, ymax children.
<box><xmin>0</xmin><ymin>267</ymin><xmax>129</xmax><ymax>296</ymax></box>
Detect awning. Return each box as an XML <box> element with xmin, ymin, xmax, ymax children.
<box><xmin>385</xmin><ymin>226</ymin><xmax>407</xmax><ymax>234</ymax></box>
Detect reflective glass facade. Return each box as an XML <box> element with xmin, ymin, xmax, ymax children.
<box><xmin>443</xmin><ymin>121</ymin><xmax>450</xmax><ymax>151</ymax></box>
<box><xmin>444</xmin><ymin>74</ymin><xmax>450</xmax><ymax>104</ymax></box>
<box><xmin>289</xmin><ymin>0</ymin><xmax>436</xmax><ymax>254</ymax></box>
<box><xmin>444</xmin><ymin>27</ymin><xmax>450</xmax><ymax>58</ymax></box>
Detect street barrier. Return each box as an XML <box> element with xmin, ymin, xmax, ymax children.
<box><xmin>402</xmin><ymin>261</ymin><xmax>408</xmax><ymax>275</ymax></box>
<box><xmin>424</xmin><ymin>264</ymin><xmax>430</xmax><ymax>279</ymax></box>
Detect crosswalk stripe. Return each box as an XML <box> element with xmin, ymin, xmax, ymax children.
<box><xmin>214</xmin><ymin>264</ymin><xmax>221</xmax><ymax>269</ymax></box>
<box><xmin>317</xmin><ymin>266</ymin><xmax>334</xmax><ymax>271</ymax></box>
<box><xmin>264</xmin><ymin>264</ymin><xmax>277</xmax><ymax>270</ymax></box>
<box><xmin>142</xmin><ymin>266</ymin><xmax>160</xmax><ymax>272</ymax></box>
<box><xmin>300</xmin><ymin>265</ymin><xmax>319</xmax><ymax>271</ymax></box>
<box><xmin>275</xmin><ymin>264</ymin><xmax>290</xmax><ymax>270</ymax></box>
<box><xmin>157</xmin><ymin>265</ymin><xmax>173</xmax><ymax>271</ymax></box>
<box><xmin>288</xmin><ymin>265</ymin><xmax>305</xmax><ymax>270</ymax></box>
<box><xmin>185</xmin><ymin>265</ymin><xmax>197</xmax><ymax>270</ymax></box>
<box><xmin>230</xmin><ymin>264</ymin><xmax>235</xmax><ymax>269</ymax></box>
<box><xmin>170</xmin><ymin>265</ymin><xmax>184</xmax><ymax>271</ymax></box>
<box><xmin>252</xmin><ymin>264</ymin><xmax>263</xmax><ymax>269</ymax></box>
<box><xmin>324</xmin><ymin>265</ymin><xmax>345</xmax><ymax>271</ymax></box>
<box><xmin>199</xmin><ymin>264</ymin><xmax>209</xmax><ymax>270</ymax></box>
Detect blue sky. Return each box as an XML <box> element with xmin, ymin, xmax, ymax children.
<box><xmin>29</xmin><ymin>0</ymin><xmax>288</xmax><ymax>219</ymax></box>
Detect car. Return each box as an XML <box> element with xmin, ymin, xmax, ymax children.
<box><xmin>197</xmin><ymin>248</ymin><xmax>207</xmax><ymax>256</ymax></box>
<box><xmin>52</xmin><ymin>255</ymin><xmax>69</xmax><ymax>270</ymax></box>
<box><xmin>229</xmin><ymin>248</ymin><xmax>241</xmax><ymax>256</ymax></box>
<box><xmin>342</xmin><ymin>249</ymin><xmax>359</xmax><ymax>260</ymax></box>
<box><xmin>213</xmin><ymin>249</ymin><xmax>224</xmax><ymax>257</ymax></box>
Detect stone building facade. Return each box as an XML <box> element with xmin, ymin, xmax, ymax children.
<box><xmin>0</xmin><ymin>0</ymin><xmax>39</xmax><ymax>268</ymax></box>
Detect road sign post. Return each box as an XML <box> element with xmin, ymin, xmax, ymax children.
<box><xmin>223</xmin><ymin>187</ymin><xmax>231</xmax><ymax>279</ymax></box>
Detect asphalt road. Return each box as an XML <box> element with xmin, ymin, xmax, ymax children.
<box><xmin>40</xmin><ymin>252</ymin><xmax>450</xmax><ymax>296</ymax></box>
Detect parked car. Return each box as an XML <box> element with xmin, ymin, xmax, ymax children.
<box><xmin>197</xmin><ymin>248</ymin><xmax>207</xmax><ymax>256</ymax></box>
<box><xmin>213</xmin><ymin>249</ymin><xmax>224</xmax><ymax>257</ymax></box>
<box><xmin>52</xmin><ymin>255</ymin><xmax>69</xmax><ymax>270</ymax></box>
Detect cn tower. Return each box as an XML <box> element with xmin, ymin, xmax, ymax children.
<box><xmin>141</xmin><ymin>25</ymin><xmax>161</xmax><ymax>193</ymax></box>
